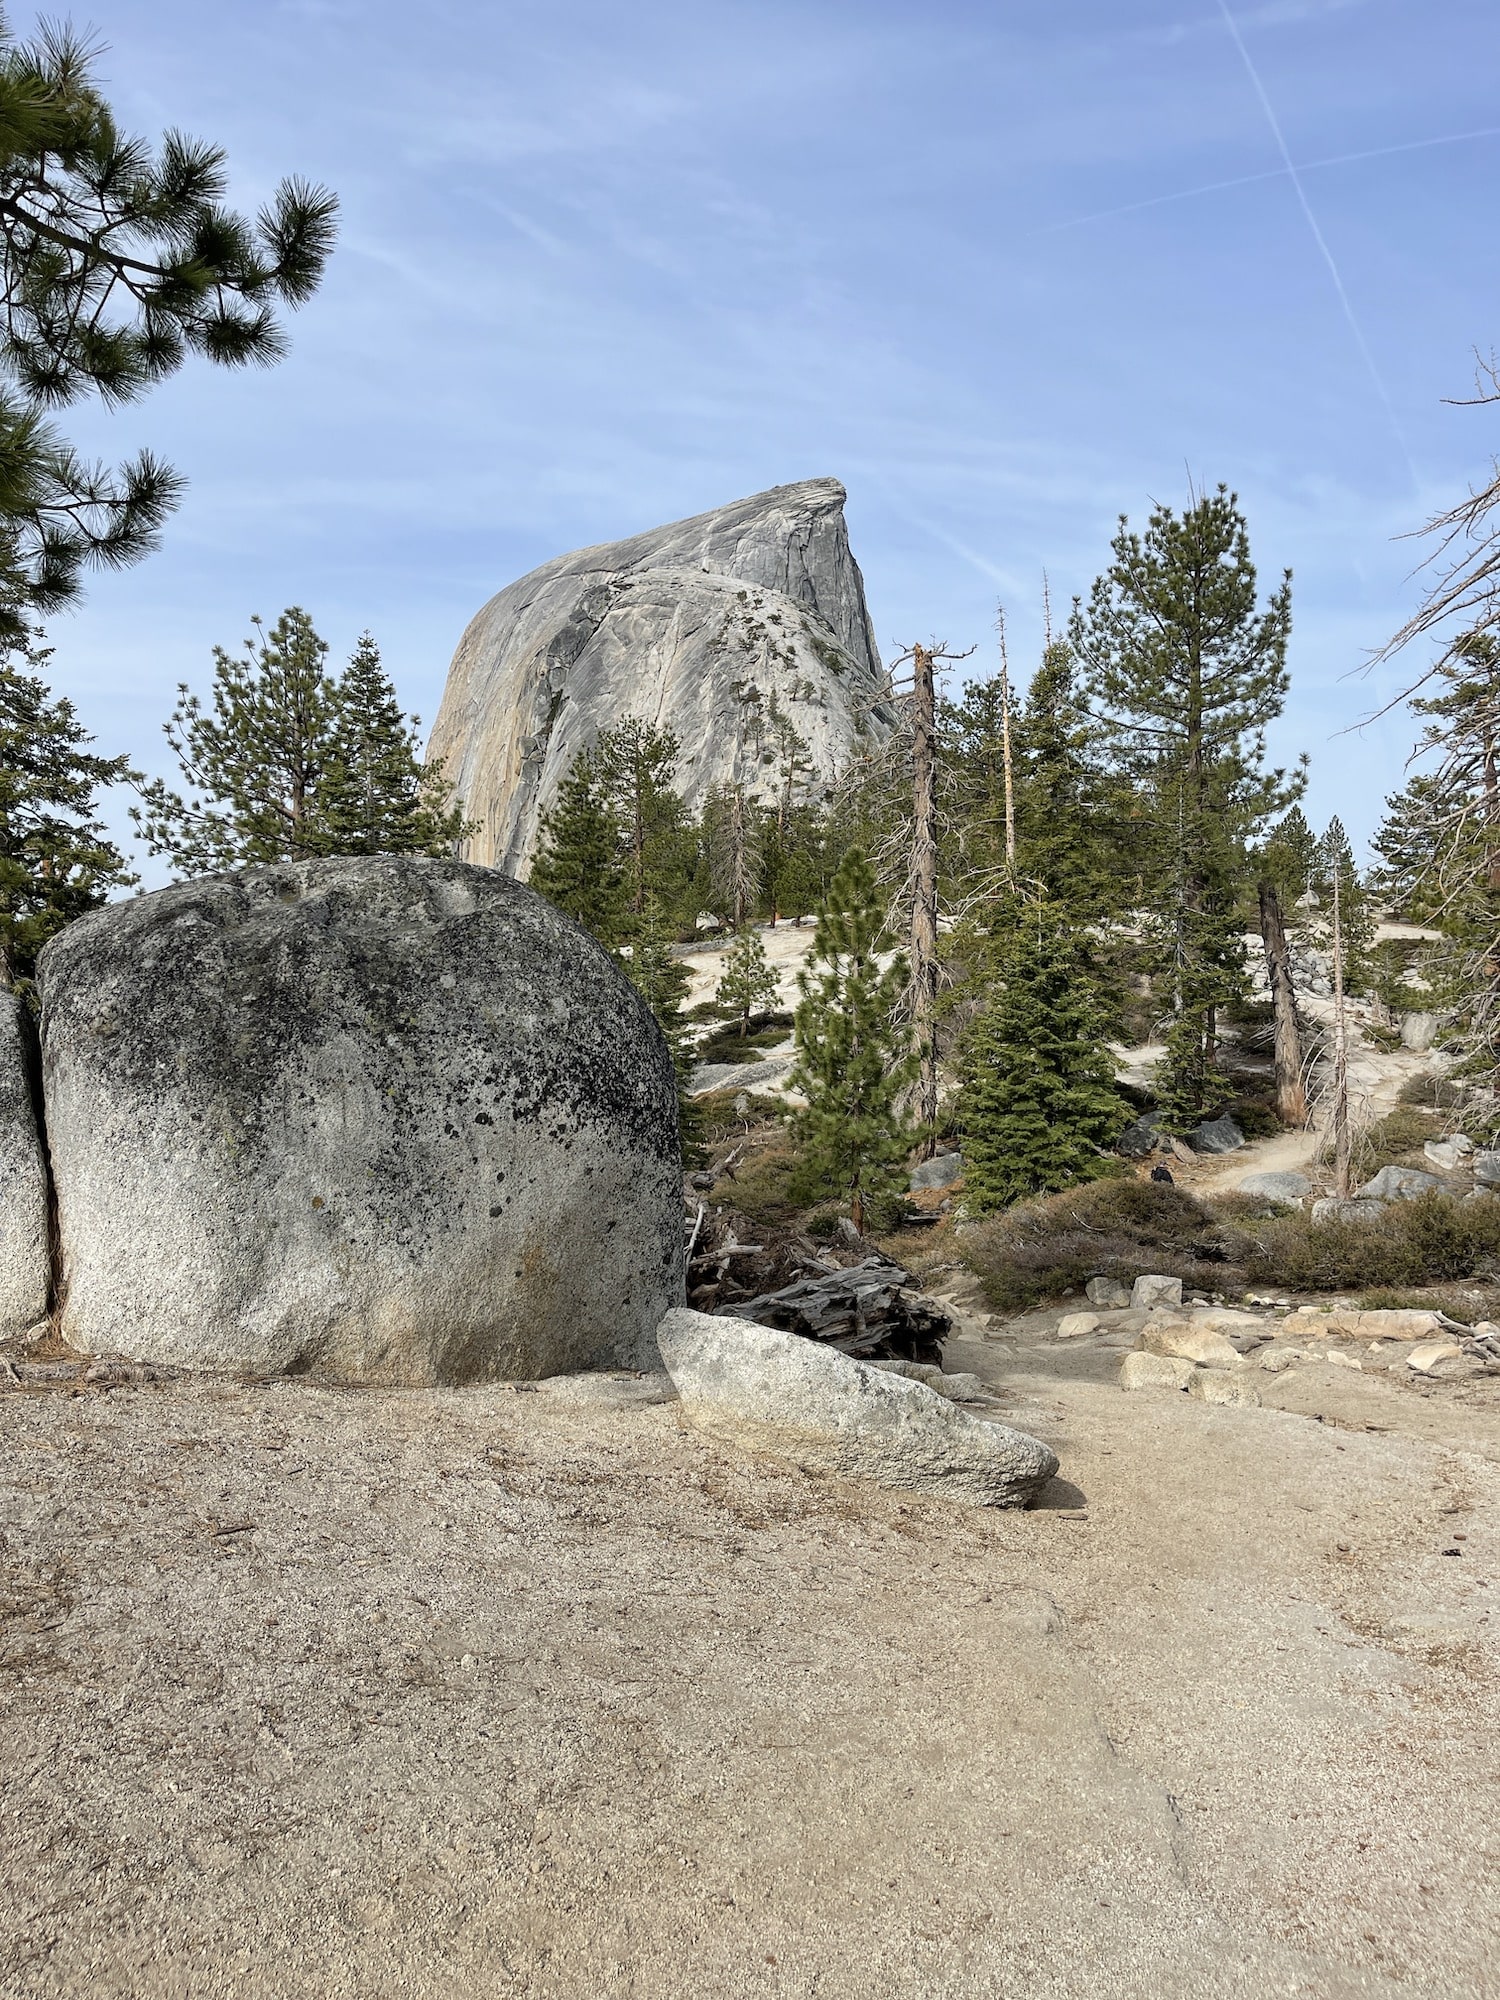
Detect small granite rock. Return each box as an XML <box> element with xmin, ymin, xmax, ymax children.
<box><xmin>1188</xmin><ymin>1371</ymin><xmax>1261</xmax><ymax>1407</ymax></box>
<box><xmin>866</xmin><ymin>1359</ymin><xmax>989</xmax><ymax>1402</ymax></box>
<box><xmin>1256</xmin><ymin>1345</ymin><xmax>1306</xmax><ymax>1374</ymax></box>
<box><xmin>1311</xmin><ymin>1198</ymin><xmax>1388</xmax><ymax>1226</ymax></box>
<box><xmin>1141</xmin><ymin>1318</ymin><xmax>1242</xmax><ymax>1369</ymax></box>
<box><xmin>1116</xmin><ymin>1115</ymin><xmax>1161</xmax><ymax>1160</ymax></box>
<box><xmin>1474</xmin><ymin>1152</ymin><xmax>1500</xmax><ymax>1188</ymax></box>
<box><xmin>1356</xmin><ymin>1165</ymin><xmax>1443</xmax><ymax>1202</ymax></box>
<box><xmin>1234</xmin><ymin>1170</ymin><xmax>1309</xmax><ymax>1203</ymax></box>
<box><xmin>1188</xmin><ymin>1114</ymin><xmax>1245</xmax><ymax>1155</ymax></box>
<box><xmin>1056</xmin><ymin>1311</ymin><xmax>1102</xmax><ymax>1339</ymax></box>
<box><xmin>656</xmin><ymin>1308</ymin><xmax>1056</xmax><ymax>1508</ymax></box>
<box><xmin>1321</xmin><ymin>1349</ymin><xmax>1363</xmax><ymax>1371</ymax></box>
<box><xmin>1120</xmin><ymin>1352</ymin><xmax>1195</xmax><ymax>1393</ymax></box>
<box><xmin>1424</xmin><ymin>1136</ymin><xmax>1474</xmax><ymax>1172</ymax></box>
<box><xmin>908</xmin><ymin>1151</ymin><xmax>965</xmax><ymax>1192</ymax></box>
<box><xmin>1406</xmin><ymin>1339</ymin><xmax>1464</xmax><ymax>1376</ymax></box>
<box><xmin>1086</xmin><ymin>1276</ymin><xmax>1132</xmax><ymax>1308</ymax></box>
<box><xmin>1131</xmin><ymin>1275</ymin><xmax>1183</xmax><ymax>1310</ymax></box>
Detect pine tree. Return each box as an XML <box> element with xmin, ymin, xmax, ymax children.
<box><xmin>529</xmin><ymin>745</ymin><xmax>628</xmax><ymax>943</ymax></box>
<box><xmin>133</xmin><ymin>607</ymin><xmax>340</xmax><ymax>872</ymax></box>
<box><xmin>0</xmin><ymin>21</ymin><xmax>336</xmax><ymax>637</ymax></box>
<box><xmin>321</xmin><ymin>634</ymin><xmax>473</xmax><ymax>856</ymax></box>
<box><xmin>715</xmin><ymin>927</ymin><xmax>779</xmax><ymax>1036</ymax></box>
<box><xmin>1069</xmin><ymin>488</ymin><xmax>1301</xmax><ymax>1128</ymax></box>
<box><xmin>132</xmin><ymin>610</ymin><xmax>473</xmax><ymax>874</ymax></box>
<box><xmin>621</xmin><ymin>892</ymin><xmax>702</xmax><ymax>1164</ymax></box>
<box><xmin>594</xmin><ymin>719</ymin><xmax>691</xmax><ymax>920</ymax></box>
<box><xmin>789</xmin><ymin>848</ymin><xmax>914</xmax><ymax>1230</ymax></box>
<box><xmin>1308</xmin><ymin>817</ymin><xmax>1374</xmax><ymax>990</ymax></box>
<box><xmin>0</xmin><ymin>627</ymin><xmax>133</xmax><ymax>982</ymax></box>
<box><xmin>959</xmin><ymin>902</ymin><xmax>1124</xmax><ymax>1212</ymax></box>
<box><xmin>1255</xmin><ymin>804</ymin><xmax>1317</xmax><ymax>1126</ymax></box>
<box><xmin>1369</xmin><ymin>773</ymin><xmax>1450</xmax><ymax>921</ymax></box>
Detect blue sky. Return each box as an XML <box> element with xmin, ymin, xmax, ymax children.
<box><xmin>30</xmin><ymin>0</ymin><xmax>1500</xmax><ymax>873</ymax></box>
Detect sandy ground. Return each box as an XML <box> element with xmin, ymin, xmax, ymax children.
<box><xmin>3</xmin><ymin>1322</ymin><xmax>1497</xmax><ymax>1999</ymax></box>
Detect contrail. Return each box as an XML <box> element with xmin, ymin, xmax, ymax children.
<box><xmin>1217</xmin><ymin>0</ymin><xmax>1420</xmax><ymax>491</ymax></box>
<box><xmin>1042</xmin><ymin>124</ymin><xmax>1500</xmax><ymax>234</ymax></box>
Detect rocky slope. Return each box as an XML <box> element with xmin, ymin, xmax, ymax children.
<box><xmin>427</xmin><ymin>478</ymin><xmax>897</xmax><ymax>875</ymax></box>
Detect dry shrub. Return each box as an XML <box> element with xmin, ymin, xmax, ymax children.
<box><xmin>1242</xmin><ymin>1192</ymin><xmax>1500</xmax><ymax>1291</ymax></box>
<box><xmin>1334</xmin><ymin>1106</ymin><xmax>1444</xmax><ymax>1181</ymax></box>
<box><xmin>963</xmin><ymin>1178</ymin><xmax>1248</xmax><ymax>1312</ymax></box>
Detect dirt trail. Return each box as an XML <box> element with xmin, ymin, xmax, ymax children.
<box><xmin>2</xmin><ymin>1344</ymin><xmax>1496</xmax><ymax>1999</ymax></box>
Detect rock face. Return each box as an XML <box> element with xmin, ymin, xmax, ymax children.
<box><xmin>0</xmin><ymin>992</ymin><xmax>49</xmax><ymax>1336</ymax></box>
<box><xmin>1188</xmin><ymin>1114</ymin><xmax>1245</xmax><ymax>1155</ymax></box>
<box><xmin>656</xmin><ymin>1308</ymin><xmax>1057</xmax><ymax>1508</ymax></box>
<box><xmin>37</xmin><ymin>858</ymin><xmax>684</xmax><ymax>1382</ymax></box>
<box><xmin>428</xmin><ymin>478</ymin><xmax>896</xmax><ymax>876</ymax></box>
<box><xmin>1357</xmin><ymin>1166</ymin><xmax>1443</xmax><ymax>1202</ymax></box>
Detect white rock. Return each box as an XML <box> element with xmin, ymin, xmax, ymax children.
<box><xmin>1131</xmin><ymin>1274</ymin><xmax>1183</xmax><ymax>1310</ymax></box>
<box><xmin>656</xmin><ymin>1308</ymin><xmax>1057</xmax><ymax>1508</ymax></box>
<box><xmin>1424</xmin><ymin>1136</ymin><xmax>1474</xmax><ymax>1171</ymax></box>
<box><xmin>428</xmin><ymin>479</ymin><xmax>894</xmax><ymax>875</ymax></box>
<box><xmin>1235</xmin><ymin>1170</ymin><xmax>1310</xmax><ymax>1202</ymax></box>
<box><xmin>1321</xmin><ymin>1349</ymin><xmax>1364</xmax><ymax>1371</ymax></box>
<box><xmin>1086</xmin><ymin>1276</ymin><xmax>1132</xmax><ymax>1307</ymax></box>
<box><xmin>1357</xmin><ymin>1165</ymin><xmax>1444</xmax><ymax>1202</ymax></box>
<box><xmin>1141</xmin><ymin>1317</ymin><xmax>1242</xmax><ymax>1369</ymax></box>
<box><xmin>1256</xmin><ymin>1345</ymin><xmax>1306</xmax><ymax>1373</ymax></box>
<box><xmin>1188</xmin><ymin>1371</ymin><xmax>1261</xmax><ymax>1407</ymax></box>
<box><xmin>1056</xmin><ymin>1311</ymin><xmax>1101</xmax><ymax>1338</ymax></box>
<box><xmin>1407</xmin><ymin>1339</ymin><xmax>1464</xmax><ymax>1375</ymax></box>
<box><xmin>37</xmin><ymin>858</ymin><xmax>685</xmax><ymax>1383</ymax></box>
<box><xmin>0</xmin><ymin>991</ymin><xmax>48</xmax><ymax>1336</ymax></box>
<box><xmin>1119</xmin><ymin>1352</ymin><xmax>1195</xmax><ymax>1393</ymax></box>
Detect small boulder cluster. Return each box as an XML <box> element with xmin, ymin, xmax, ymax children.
<box><xmin>1051</xmin><ymin>1273</ymin><xmax>1498</xmax><ymax>1402</ymax></box>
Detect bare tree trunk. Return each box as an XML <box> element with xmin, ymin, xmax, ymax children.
<box><xmin>1257</xmin><ymin>878</ymin><xmax>1307</xmax><ymax>1126</ymax></box>
<box><xmin>910</xmin><ymin>642</ymin><xmax>940</xmax><ymax>1155</ymax></box>
<box><xmin>1331</xmin><ymin>868</ymin><xmax>1352</xmax><ymax>1197</ymax></box>
<box><xmin>997</xmin><ymin>608</ymin><xmax>1016</xmax><ymax>869</ymax></box>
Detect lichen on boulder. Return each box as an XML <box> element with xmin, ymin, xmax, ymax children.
<box><xmin>37</xmin><ymin>857</ymin><xmax>684</xmax><ymax>1383</ymax></box>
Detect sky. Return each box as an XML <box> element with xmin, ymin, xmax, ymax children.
<box><xmin>26</xmin><ymin>0</ymin><xmax>1500</xmax><ymax>876</ymax></box>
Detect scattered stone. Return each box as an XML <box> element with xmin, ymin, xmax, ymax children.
<box><xmin>1234</xmin><ymin>1170</ymin><xmax>1310</xmax><ymax>1203</ymax></box>
<box><xmin>1474</xmin><ymin>1152</ymin><xmax>1500</xmax><ymax>1189</ymax></box>
<box><xmin>1086</xmin><ymin>1276</ymin><xmax>1132</xmax><ymax>1308</ymax></box>
<box><xmin>1424</xmin><ymin>1136</ymin><xmax>1474</xmax><ymax>1172</ymax></box>
<box><xmin>1056</xmin><ymin>1311</ymin><xmax>1101</xmax><ymax>1339</ymax></box>
<box><xmin>0</xmin><ymin>991</ymin><xmax>48</xmax><ymax>1339</ymax></box>
<box><xmin>1141</xmin><ymin>1318</ymin><xmax>1242</xmax><ymax>1369</ymax></box>
<box><xmin>1188</xmin><ymin>1114</ymin><xmax>1245</xmax><ymax>1155</ymax></box>
<box><xmin>908</xmin><ymin>1150</ymin><xmax>965</xmax><ymax>1192</ymax></box>
<box><xmin>1311</xmin><ymin>1198</ymin><xmax>1389</xmax><ymax>1226</ymax></box>
<box><xmin>656</xmin><ymin>1308</ymin><xmax>1057</xmax><ymax>1508</ymax></box>
<box><xmin>1188</xmin><ymin>1371</ymin><xmax>1261</xmax><ymax>1407</ymax></box>
<box><xmin>1116</xmin><ymin>1114</ymin><xmax>1161</xmax><ymax>1160</ymax></box>
<box><xmin>1283</xmin><ymin>1307</ymin><xmax>1446</xmax><ymax>1343</ymax></box>
<box><xmin>37</xmin><ymin>857</ymin><xmax>685</xmax><ymax>1383</ymax></box>
<box><xmin>1406</xmin><ymin>1339</ymin><xmax>1464</xmax><ymax>1376</ymax></box>
<box><xmin>1256</xmin><ymin>1345</ymin><xmax>1306</xmax><ymax>1374</ymax></box>
<box><xmin>1119</xmin><ymin>1352</ymin><xmax>1195</xmax><ymax>1393</ymax></box>
<box><xmin>866</xmin><ymin>1359</ymin><xmax>989</xmax><ymax>1402</ymax></box>
<box><xmin>1356</xmin><ymin>1166</ymin><xmax>1444</xmax><ymax>1202</ymax></box>
<box><xmin>1321</xmin><ymin>1349</ymin><xmax>1364</xmax><ymax>1371</ymax></box>
<box><xmin>1131</xmin><ymin>1275</ymin><xmax>1183</xmax><ymax>1310</ymax></box>
<box><xmin>1399</xmin><ymin>1011</ymin><xmax>1441</xmax><ymax>1052</ymax></box>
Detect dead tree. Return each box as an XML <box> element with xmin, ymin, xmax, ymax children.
<box><xmin>1256</xmin><ymin>876</ymin><xmax>1308</xmax><ymax>1125</ymax></box>
<box><xmin>996</xmin><ymin>606</ymin><xmax>1017</xmax><ymax>870</ymax></box>
<box><xmin>887</xmin><ymin>639</ymin><xmax>975</xmax><ymax>1154</ymax></box>
<box><xmin>1330</xmin><ymin>865</ymin><xmax>1353</xmax><ymax>1196</ymax></box>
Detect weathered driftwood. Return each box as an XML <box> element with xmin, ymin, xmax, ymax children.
<box><xmin>711</xmin><ymin>1257</ymin><xmax>950</xmax><ymax>1366</ymax></box>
